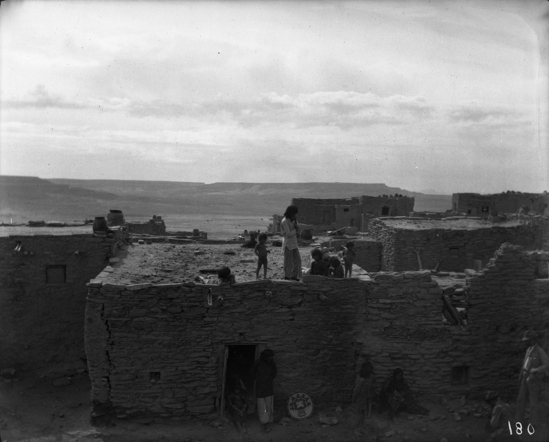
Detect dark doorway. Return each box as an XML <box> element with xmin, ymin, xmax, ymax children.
<box><xmin>381</xmin><ymin>206</ymin><xmax>389</xmax><ymax>216</ymax></box>
<box><xmin>222</xmin><ymin>344</ymin><xmax>258</xmax><ymax>417</ymax></box>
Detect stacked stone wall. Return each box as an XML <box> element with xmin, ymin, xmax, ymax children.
<box><xmin>368</xmin><ymin>220</ymin><xmax>397</xmax><ymax>270</ymax></box>
<box><xmin>85</xmin><ymin>278</ymin><xmax>367</xmax><ymax>419</ymax></box>
<box><xmin>0</xmin><ymin>232</ymin><xmax>127</xmax><ymax>370</ymax></box>
<box><xmin>361</xmin><ymin>246</ymin><xmax>549</xmax><ymax>401</ymax></box>
<box><xmin>463</xmin><ymin>244</ymin><xmax>549</xmax><ymax>399</ymax></box>
<box><xmin>369</xmin><ymin>219</ymin><xmax>538</xmax><ymax>271</ymax></box>
<box><xmin>359</xmin><ymin>270</ymin><xmax>465</xmax><ymax>397</ymax></box>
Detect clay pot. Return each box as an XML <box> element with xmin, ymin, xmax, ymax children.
<box><xmin>93</xmin><ymin>216</ymin><xmax>108</xmax><ymax>232</ymax></box>
<box><xmin>107</xmin><ymin>209</ymin><xmax>125</xmax><ymax>226</ymax></box>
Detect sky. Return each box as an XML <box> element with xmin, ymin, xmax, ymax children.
<box><xmin>1</xmin><ymin>0</ymin><xmax>548</xmax><ymax>194</ymax></box>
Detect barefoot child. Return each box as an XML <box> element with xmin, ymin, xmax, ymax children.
<box><xmin>254</xmin><ymin>233</ymin><xmax>269</xmax><ymax>279</ymax></box>
<box><xmin>343</xmin><ymin>241</ymin><xmax>356</xmax><ymax>278</ymax></box>
<box><xmin>352</xmin><ymin>363</ymin><xmax>375</xmax><ymax>436</ymax></box>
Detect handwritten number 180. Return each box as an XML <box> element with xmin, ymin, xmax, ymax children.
<box><xmin>508</xmin><ymin>421</ymin><xmax>535</xmax><ymax>435</ymax></box>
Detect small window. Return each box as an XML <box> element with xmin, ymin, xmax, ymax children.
<box><xmin>449</xmin><ymin>246</ymin><xmax>459</xmax><ymax>252</ymax></box>
<box><xmin>149</xmin><ymin>372</ymin><xmax>161</xmax><ymax>382</ymax></box>
<box><xmin>46</xmin><ymin>265</ymin><xmax>66</xmax><ymax>284</ymax></box>
<box><xmin>451</xmin><ymin>366</ymin><xmax>469</xmax><ymax>385</ymax></box>
<box><xmin>481</xmin><ymin>206</ymin><xmax>489</xmax><ymax>213</ymax></box>
<box><xmin>343</xmin><ymin>208</ymin><xmax>349</xmax><ymax>213</ymax></box>
<box><xmin>467</xmin><ymin>209</ymin><xmax>472</xmax><ymax>214</ymax></box>
<box><xmin>381</xmin><ymin>206</ymin><xmax>390</xmax><ymax>216</ymax></box>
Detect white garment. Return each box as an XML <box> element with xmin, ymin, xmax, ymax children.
<box><xmin>281</xmin><ymin>217</ymin><xmax>298</xmax><ymax>250</ymax></box>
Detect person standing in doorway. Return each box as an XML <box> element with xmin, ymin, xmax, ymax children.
<box><xmin>252</xmin><ymin>349</ymin><xmax>277</xmax><ymax>433</ymax></box>
<box><xmin>281</xmin><ymin>205</ymin><xmax>302</xmax><ymax>281</ymax></box>
<box><xmin>515</xmin><ymin>330</ymin><xmax>549</xmax><ymax>423</ymax></box>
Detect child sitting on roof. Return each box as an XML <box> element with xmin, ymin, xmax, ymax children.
<box><xmin>329</xmin><ymin>256</ymin><xmax>344</xmax><ymax>278</ymax></box>
<box><xmin>218</xmin><ymin>266</ymin><xmax>235</xmax><ymax>285</ymax></box>
<box><xmin>310</xmin><ymin>248</ymin><xmax>329</xmax><ymax>276</ymax></box>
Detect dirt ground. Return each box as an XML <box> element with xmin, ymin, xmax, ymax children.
<box><xmin>8</xmin><ymin>360</ymin><xmax>549</xmax><ymax>442</ymax></box>
<box><xmin>1</xmin><ymin>367</ymin><xmax>536</xmax><ymax>442</ymax></box>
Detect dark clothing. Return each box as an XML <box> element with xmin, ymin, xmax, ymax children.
<box><xmin>379</xmin><ymin>370</ymin><xmax>428</xmax><ymax>417</ymax></box>
<box><xmin>311</xmin><ymin>260</ymin><xmax>329</xmax><ymax>276</ymax></box>
<box><xmin>330</xmin><ymin>265</ymin><xmax>344</xmax><ymax>278</ymax></box>
<box><xmin>252</xmin><ymin>358</ymin><xmax>277</xmax><ymax>398</ymax></box>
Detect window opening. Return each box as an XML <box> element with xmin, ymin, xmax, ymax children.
<box><xmin>149</xmin><ymin>372</ymin><xmax>161</xmax><ymax>382</ymax></box>
<box><xmin>46</xmin><ymin>265</ymin><xmax>66</xmax><ymax>284</ymax></box>
<box><xmin>451</xmin><ymin>366</ymin><xmax>469</xmax><ymax>385</ymax></box>
<box><xmin>381</xmin><ymin>206</ymin><xmax>389</xmax><ymax>216</ymax></box>
<box><xmin>343</xmin><ymin>208</ymin><xmax>349</xmax><ymax>213</ymax></box>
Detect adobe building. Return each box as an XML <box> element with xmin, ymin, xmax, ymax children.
<box><xmin>292</xmin><ymin>195</ymin><xmax>414</xmax><ymax>231</ymax></box>
<box><xmin>0</xmin><ymin>227</ymin><xmax>129</xmax><ymax>370</ymax></box>
<box><xmin>84</xmin><ymin>242</ymin><xmax>549</xmax><ymax>422</ymax></box>
<box><xmin>368</xmin><ymin>217</ymin><xmax>545</xmax><ymax>272</ymax></box>
<box><xmin>452</xmin><ymin>191</ymin><xmax>549</xmax><ymax>216</ymax></box>
<box><xmin>126</xmin><ymin>215</ymin><xmax>167</xmax><ymax>235</ymax></box>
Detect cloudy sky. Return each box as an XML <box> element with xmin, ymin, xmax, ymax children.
<box><xmin>1</xmin><ymin>0</ymin><xmax>547</xmax><ymax>194</ymax></box>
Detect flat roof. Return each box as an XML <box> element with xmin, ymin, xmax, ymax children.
<box><xmin>102</xmin><ymin>242</ymin><xmax>304</xmax><ymax>285</ymax></box>
<box><xmin>377</xmin><ymin>217</ymin><xmax>522</xmax><ymax>230</ymax></box>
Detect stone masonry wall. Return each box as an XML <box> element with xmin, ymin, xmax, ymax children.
<box><xmin>369</xmin><ymin>219</ymin><xmax>538</xmax><ymax>271</ymax></box>
<box><xmin>0</xmin><ymin>232</ymin><xmax>127</xmax><ymax>370</ymax></box>
<box><xmin>335</xmin><ymin>204</ymin><xmax>363</xmax><ymax>230</ymax></box>
<box><xmin>462</xmin><ymin>244</ymin><xmax>549</xmax><ymax>399</ymax></box>
<box><xmin>360</xmin><ymin>247</ymin><xmax>549</xmax><ymax>401</ymax></box>
<box><xmin>359</xmin><ymin>270</ymin><xmax>464</xmax><ymax>397</ymax></box>
<box><xmin>368</xmin><ymin>220</ymin><xmax>397</xmax><ymax>271</ymax></box>
<box><xmin>359</xmin><ymin>196</ymin><xmax>415</xmax><ymax>217</ymax></box>
<box><xmin>85</xmin><ymin>278</ymin><xmax>367</xmax><ymax>419</ymax></box>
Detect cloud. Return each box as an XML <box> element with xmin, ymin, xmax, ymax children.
<box><xmin>126</xmin><ymin>91</ymin><xmax>434</xmax><ymax>130</ymax></box>
<box><xmin>447</xmin><ymin>102</ymin><xmax>533</xmax><ymax>127</ymax></box>
<box><xmin>3</xmin><ymin>85</ymin><xmax>131</xmax><ymax>112</ymax></box>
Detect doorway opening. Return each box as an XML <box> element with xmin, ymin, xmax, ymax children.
<box><xmin>381</xmin><ymin>206</ymin><xmax>390</xmax><ymax>216</ymax></box>
<box><xmin>221</xmin><ymin>344</ymin><xmax>261</xmax><ymax>418</ymax></box>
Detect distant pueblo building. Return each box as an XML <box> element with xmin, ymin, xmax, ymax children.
<box><xmin>0</xmin><ymin>190</ymin><xmax>548</xmax><ymax>423</ymax></box>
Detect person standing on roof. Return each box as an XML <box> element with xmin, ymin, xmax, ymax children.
<box><xmin>515</xmin><ymin>330</ymin><xmax>549</xmax><ymax>423</ymax></box>
<box><xmin>281</xmin><ymin>205</ymin><xmax>302</xmax><ymax>281</ymax></box>
<box><xmin>252</xmin><ymin>349</ymin><xmax>277</xmax><ymax>433</ymax></box>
